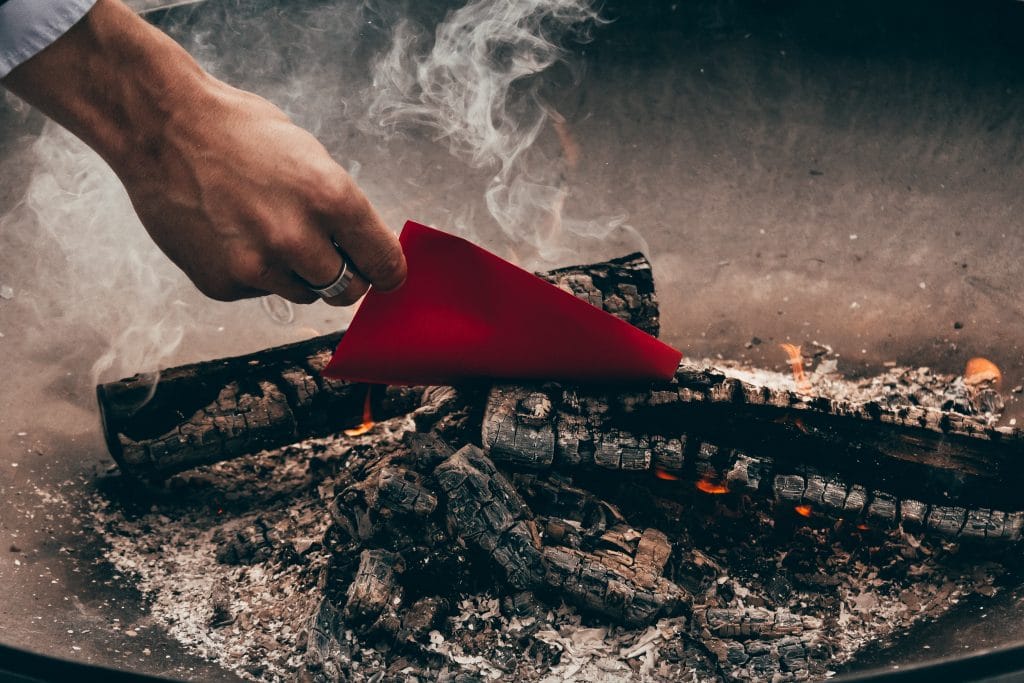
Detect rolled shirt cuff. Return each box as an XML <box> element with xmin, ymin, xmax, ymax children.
<box><xmin>0</xmin><ymin>0</ymin><xmax>100</xmax><ymax>79</ymax></box>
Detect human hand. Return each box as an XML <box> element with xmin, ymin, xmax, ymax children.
<box><xmin>2</xmin><ymin>0</ymin><xmax>405</xmax><ymax>306</ymax></box>
<box><xmin>117</xmin><ymin>78</ymin><xmax>406</xmax><ymax>305</ymax></box>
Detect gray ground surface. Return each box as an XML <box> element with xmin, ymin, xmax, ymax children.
<box><xmin>2</xmin><ymin>0</ymin><xmax>1024</xmax><ymax>679</ymax></box>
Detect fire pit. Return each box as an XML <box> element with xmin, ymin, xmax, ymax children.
<box><xmin>3</xmin><ymin>0</ymin><xmax>1024</xmax><ymax>681</ymax></box>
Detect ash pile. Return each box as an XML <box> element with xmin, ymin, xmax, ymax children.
<box><xmin>90</xmin><ymin>254</ymin><xmax>1023</xmax><ymax>682</ymax></box>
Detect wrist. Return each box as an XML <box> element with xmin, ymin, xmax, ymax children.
<box><xmin>2</xmin><ymin>0</ymin><xmax>210</xmax><ymax>172</ymax></box>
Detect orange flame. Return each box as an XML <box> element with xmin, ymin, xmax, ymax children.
<box><xmin>794</xmin><ymin>504</ymin><xmax>813</xmax><ymax>518</ymax></box>
<box><xmin>964</xmin><ymin>357</ymin><xmax>1002</xmax><ymax>387</ymax></box>
<box><xmin>696</xmin><ymin>479</ymin><xmax>729</xmax><ymax>495</ymax></box>
<box><xmin>344</xmin><ymin>388</ymin><xmax>376</xmax><ymax>437</ymax></box>
<box><xmin>654</xmin><ymin>468</ymin><xmax>681</xmax><ymax>481</ymax></box>
<box><xmin>780</xmin><ymin>343</ymin><xmax>813</xmax><ymax>394</ymax></box>
<box><xmin>856</xmin><ymin>523</ymin><xmax>870</xmax><ymax>531</ymax></box>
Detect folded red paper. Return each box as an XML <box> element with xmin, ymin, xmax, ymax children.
<box><xmin>323</xmin><ymin>221</ymin><xmax>682</xmax><ymax>385</ymax></box>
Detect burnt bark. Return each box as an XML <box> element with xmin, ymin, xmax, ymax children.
<box><xmin>482</xmin><ymin>367</ymin><xmax>1024</xmax><ymax>534</ymax></box>
<box><xmin>97</xmin><ymin>253</ymin><xmax>659</xmax><ymax>481</ymax></box>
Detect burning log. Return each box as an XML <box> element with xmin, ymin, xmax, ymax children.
<box><xmin>97</xmin><ymin>253</ymin><xmax>660</xmax><ymax>481</ymax></box>
<box><xmin>482</xmin><ymin>361</ymin><xmax>1024</xmax><ymax>528</ymax></box>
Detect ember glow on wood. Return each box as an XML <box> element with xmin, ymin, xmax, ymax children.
<box><xmin>323</xmin><ymin>221</ymin><xmax>683</xmax><ymax>385</ymax></box>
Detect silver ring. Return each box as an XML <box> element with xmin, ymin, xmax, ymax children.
<box><xmin>309</xmin><ymin>258</ymin><xmax>355</xmax><ymax>299</ymax></box>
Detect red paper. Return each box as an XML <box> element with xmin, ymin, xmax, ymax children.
<box><xmin>323</xmin><ymin>221</ymin><xmax>682</xmax><ymax>385</ymax></box>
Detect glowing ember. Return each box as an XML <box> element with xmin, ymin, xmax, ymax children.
<box><xmin>695</xmin><ymin>479</ymin><xmax>729</xmax><ymax>495</ymax></box>
<box><xmin>343</xmin><ymin>388</ymin><xmax>376</xmax><ymax>437</ymax></box>
<box><xmin>654</xmin><ymin>468</ymin><xmax>681</xmax><ymax>481</ymax></box>
<box><xmin>856</xmin><ymin>524</ymin><xmax>871</xmax><ymax>531</ymax></box>
<box><xmin>779</xmin><ymin>343</ymin><xmax>813</xmax><ymax>394</ymax></box>
<box><xmin>964</xmin><ymin>357</ymin><xmax>1002</xmax><ymax>387</ymax></box>
<box><xmin>794</xmin><ymin>504</ymin><xmax>813</xmax><ymax>518</ymax></box>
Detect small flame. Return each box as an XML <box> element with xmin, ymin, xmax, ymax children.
<box><xmin>696</xmin><ymin>479</ymin><xmax>729</xmax><ymax>495</ymax></box>
<box><xmin>794</xmin><ymin>504</ymin><xmax>813</xmax><ymax>518</ymax></box>
<box><xmin>780</xmin><ymin>343</ymin><xmax>813</xmax><ymax>394</ymax></box>
<box><xmin>964</xmin><ymin>357</ymin><xmax>1002</xmax><ymax>387</ymax></box>
<box><xmin>856</xmin><ymin>523</ymin><xmax>870</xmax><ymax>531</ymax></box>
<box><xmin>344</xmin><ymin>388</ymin><xmax>376</xmax><ymax>437</ymax></box>
<box><xmin>654</xmin><ymin>468</ymin><xmax>681</xmax><ymax>481</ymax></box>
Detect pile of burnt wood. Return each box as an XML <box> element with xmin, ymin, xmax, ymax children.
<box><xmin>96</xmin><ymin>254</ymin><xmax>1024</xmax><ymax>680</ymax></box>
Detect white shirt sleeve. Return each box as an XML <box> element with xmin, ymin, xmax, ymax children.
<box><xmin>0</xmin><ymin>0</ymin><xmax>99</xmax><ymax>79</ymax></box>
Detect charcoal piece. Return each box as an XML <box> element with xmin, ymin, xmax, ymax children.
<box><xmin>899</xmin><ymin>499</ymin><xmax>929</xmax><ymax>529</ymax></box>
<box><xmin>502</xmin><ymin>591</ymin><xmax>544</xmax><ymax>619</ymax></box>
<box><xmin>374</xmin><ymin>467</ymin><xmax>438</xmax><ymax>518</ymax></box>
<box><xmin>402</xmin><ymin>431</ymin><xmax>456</xmax><ymax>472</ymax></box>
<box><xmin>696</xmin><ymin>608</ymin><xmax>819</xmax><ymax>640</ymax></box>
<box><xmin>697</xmin><ymin>441</ymin><xmax>719</xmax><ymax>461</ymax></box>
<box><xmin>555</xmin><ymin>410</ymin><xmax>590</xmax><ymax>466</ymax></box>
<box><xmin>961</xmin><ymin>508</ymin><xmax>1000</xmax><ymax>539</ymax></box>
<box><xmin>539</xmin><ymin>252</ymin><xmax>662</xmax><ymax>337</ymax></box>
<box><xmin>343</xmin><ymin>549</ymin><xmax>404</xmax><ymax>632</ymax></box>
<box><xmin>774</xmin><ymin>474</ymin><xmax>806</xmax><ymax>503</ymax></box>
<box><xmin>652</xmin><ymin>436</ymin><xmax>685</xmax><ymax>472</ymax></box>
<box><xmin>540</xmin><ymin>544</ymin><xmax>688</xmax><ymax>626</ymax></box>
<box><xmin>866</xmin><ymin>492</ymin><xmax>898</xmax><ymax>524</ymax></box>
<box><xmin>633</xmin><ymin>528</ymin><xmax>673</xmax><ymax>586</ymax></box>
<box><xmin>820</xmin><ymin>479</ymin><xmax>848</xmax><ymax>512</ymax></box>
<box><xmin>398</xmin><ymin>596</ymin><xmax>448</xmax><ymax>641</ymax></box>
<box><xmin>725</xmin><ymin>453</ymin><xmax>771</xmax><ymax>493</ymax></box>
<box><xmin>1005</xmin><ymin>512</ymin><xmax>1024</xmax><ymax>541</ymax></box>
<box><xmin>844</xmin><ymin>485</ymin><xmax>868</xmax><ymax>516</ymax></box>
<box><xmin>434</xmin><ymin>445</ymin><xmax>544</xmax><ymax>589</ymax></box>
<box><xmin>411</xmin><ymin>385</ymin><xmax>482</xmax><ymax>441</ymax></box>
<box><xmin>304</xmin><ymin>597</ymin><xmax>345</xmax><ymax>678</ymax></box>
<box><xmin>97</xmin><ymin>330</ymin><xmax>420</xmax><ymax>481</ymax></box>
<box><xmin>801</xmin><ymin>475</ymin><xmax>828</xmax><ymax>506</ymax></box>
<box><xmin>482</xmin><ymin>386</ymin><xmax>557</xmax><ymax>468</ymax></box>
<box><xmin>926</xmin><ymin>505</ymin><xmax>967</xmax><ymax>537</ymax></box>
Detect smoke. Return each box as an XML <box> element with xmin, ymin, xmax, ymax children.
<box><xmin>0</xmin><ymin>124</ymin><xmax>186</xmax><ymax>385</ymax></box>
<box><xmin>365</xmin><ymin>0</ymin><xmax>646</xmax><ymax>266</ymax></box>
<box><xmin>0</xmin><ymin>0</ymin><xmax>643</xmax><ymax>393</ymax></box>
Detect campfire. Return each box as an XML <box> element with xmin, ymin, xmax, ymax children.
<box><xmin>92</xmin><ymin>253</ymin><xmax>1023</xmax><ymax>682</ymax></box>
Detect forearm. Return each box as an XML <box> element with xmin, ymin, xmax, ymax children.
<box><xmin>2</xmin><ymin>0</ymin><xmax>207</xmax><ymax>170</ymax></box>
<box><xmin>1</xmin><ymin>0</ymin><xmax>405</xmax><ymax>305</ymax></box>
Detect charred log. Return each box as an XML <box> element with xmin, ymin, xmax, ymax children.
<box><xmin>483</xmin><ymin>368</ymin><xmax>1024</xmax><ymax>519</ymax></box>
<box><xmin>97</xmin><ymin>253</ymin><xmax>659</xmax><ymax>481</ymax></box>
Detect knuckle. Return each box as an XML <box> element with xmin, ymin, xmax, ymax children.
<box><xmin>266</xmin><ymin>227</ymin><xmax>306</xmax><ymax>259</ymax></box>
<box><xmin>312</xmin><ymin>166</ymin><xmax>353</xmax><ymax>213</ymax></box>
